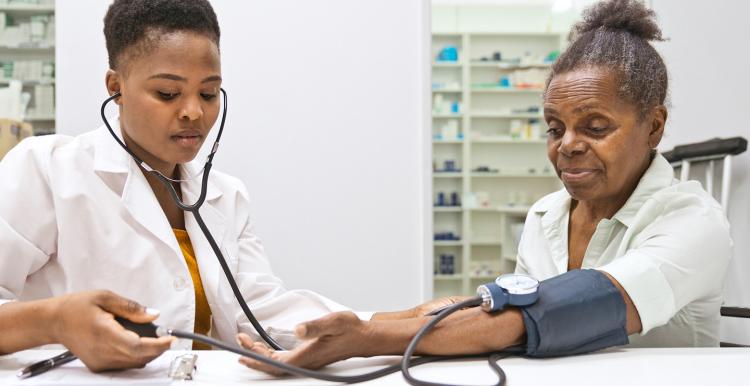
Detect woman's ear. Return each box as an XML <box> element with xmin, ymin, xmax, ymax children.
<box><xmin>105</xmin><ymin>69</ymin><xmax>123</xmax><ymax>105</ymax></box>
<box><xmin>648</xmin><ymin>105</ymin><xmax>667</xmax><ymax>150</ymax></box>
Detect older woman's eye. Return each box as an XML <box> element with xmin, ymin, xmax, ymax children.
<box><xmin>546</xmin><ymin>127</ymin><xmax>562</xmax><ymax>137</ymax></box>
<box><xmin>157</xmin><ymin>91</ymin><xmax>179</xmax><ymax>101</ymax></box>
<box><xmin>589</xmin><ymin>127</ymin><xmax>609</xmax><ymax>135</ymax></box>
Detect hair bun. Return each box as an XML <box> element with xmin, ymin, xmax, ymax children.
<box><xmin>573</xmin><ymin>0</ymin><xmax>664</xmax><ymax>42</ymax></box>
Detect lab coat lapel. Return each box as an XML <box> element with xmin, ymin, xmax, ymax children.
<box><xmin>93</xmin><ymin>124</ymin><xmax>183</xmax><ymax>259</ymax></box>
<box><xmin>181</xmin><ymin>162</ymin><xmax>225</xmax><ymax>310</ymax></box>
<box><xmin>121</xmin><ymin>160</ymin><xmax>183</xmax><ymax>260</ymax></box>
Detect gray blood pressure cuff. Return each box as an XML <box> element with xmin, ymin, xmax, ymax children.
<box><xmin>521</xmin><ymin>269</ymin><xmax>628</xmax><ymax>357</ymax></box>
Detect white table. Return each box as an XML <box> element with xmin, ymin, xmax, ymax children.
<box><xmin>1</xmin><ymin>348</ymin><xmax>748</xmax><ymax>385</ymax></box>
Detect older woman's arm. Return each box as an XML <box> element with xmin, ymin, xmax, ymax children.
<box><xmin>237</xmin><ymin>271</ymin><xmax>642</xmax><ymax>374</ymax></box>
<box><xmin>603</xmin><ymin>272</ymin><xmax>642</xmax><ymax>335</ymax></box>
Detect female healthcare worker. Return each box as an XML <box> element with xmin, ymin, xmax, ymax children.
<box><xmin>0</xmin><ymin>0</ymin><xmax>373</xmax><ymax>372</ymax></box>
<box><xmin>237</xmin><ymin>0</ymin><xmax>734</xmax><ymax>374</ymax></box>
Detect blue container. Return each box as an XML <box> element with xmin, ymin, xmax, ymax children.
<box><xmin>437</xmin><ymin>46</ymin><xmax>458</xmax><ymax>62</ymax></box>
<box><xmin>500</xmin><ymin>75</ymin><xmax>511</xmax><ymax>88</ymax></box>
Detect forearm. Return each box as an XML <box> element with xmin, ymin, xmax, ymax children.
<box><xmin>370</xmin><ymin>309</ymin><xmax>415</xmax><ymax>321</ymax></box>
<box><xmin>364</xmin><ymin>307</ymin><xmax>525</xmax><ymax>357</ymax></box>
<box><xmin>0</xmin><ymin>298</ymin><xmax>58</xmax><ymax>354</ymax></box>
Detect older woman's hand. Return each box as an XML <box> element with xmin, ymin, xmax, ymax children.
<box><xmin>236</xmin><ymin>311</ymin><xmax>376</xmax><ymax>375</ymax></box>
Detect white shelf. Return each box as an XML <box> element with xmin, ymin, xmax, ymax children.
<box><xmin>432</xmin><ymin>88</ymin><xmax>462</xmax><ymax>93</ymax></box>
<box><xmin>469</xmin><ymin>274</ymin><xmax>500</xmax><ymax>280</ymax></box>
<box><xmin>469</xmin><ymin>205</ymin><xmax>531</xmax><ymax>215</ymax></box>
<box><xmin>471</xmin><ymin>240</ymin><xmax>502</xmax><ymax>246</ymax></box>
<box><xmin>0</xmin><ymin>4</ymin><xmax>55</xmax><ymax>13</ymax></box>
<box><xmin>433</xmin><ymin>113</ymin><xmax>463</xmax><ymax>118</ymax></box>
<box><xmin>434</xmin><ymin>274</ymin><xmax>463</xmax><ymax>280</ymax></box>
<box><xmin>470</xmin><ymin>87</ymin><xmax>544</xmax><ymax>93</ymax></box>
<box><xmin>470</xmin><ymin>112</ymin><xmax>542</xmax><ymax>119</ymax></box>
<box><xmin>497</xmin><ymin>205</ymin><xmax>531</xmax><ymax>214</ymax></box>
<box><xmin>0</xmin><ymin>78</ymin><xmax>55</xmax><ymax>85</ymax></box>
<box><xmin>432</xmin><ymin>139</ymin><xmax>463</xmax><ymax>144</ymax></box>
<box><xmin>434</xmin><ymin>241</ymin><xmax>463</xmax><ymax>247</ymax></box>
<box><xmin>26</xmin><ymin>114</ymin><xmax>55</xmax><ymax>121</ymax></box>
<box><xmin>469</xmin><ymin>62</ymin><xmax>551</xmax><ymax>69</ymax></box>
<box><xmin>0</xmin><ymin>44</ymin><xmax>54</xmax><ymax>51</ymax></box>
<box><xmin>433</xmin><ymin>172</ymin><xmax>463</xmax><ymax>178</ymax></box>
<box><xmin>470</xmin><ymin>173</ymin><xmax>555</xmax><ymax>178</ymax></box>
<box><xmin>432</xmin><ymin>61</ymin><xmax>462</xmax><ymax>67</ymax></box>
<box><xmin>434</xmin><ymin>207</ymin><xmax>462</xmax><ymax>212</ymax></box>
<box><xmin>471</xmin><ymin>138</ymin><xmax>545</xmax><ymax>144</ymax></box>
<box><xmin>464</xmin><ymin>31</ymin><xmax>562</xmax><ymax>37</ymax></box>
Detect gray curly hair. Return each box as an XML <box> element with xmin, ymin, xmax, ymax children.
<box><xmin>545</xmin><ymin>0</ymin><xmax>668</xmax><ymax>120</ymax></box>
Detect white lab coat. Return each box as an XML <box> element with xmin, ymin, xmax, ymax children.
<box><xmin>0</xmin><ymin>123</ymin><xmax>353</xmax><ymax>350</ymax></box>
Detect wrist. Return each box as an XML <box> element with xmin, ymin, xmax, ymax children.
<box><xmin>39</xmin><ymin>296</ymin><xmax>65</xmax><ymax>344</ymax></box>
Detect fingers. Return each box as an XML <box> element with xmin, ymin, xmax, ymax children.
<box><xmin>295</xmin><ymin>311</ymin><xmax>359</xmax><ymax>339</ymax></box>
<box><xmin>95</xmin><ymin>290</ymin><xmax>160</xmax><ymax>323</ymax></box>
<box><xmin>83</xmin><ymin>335</ymin><xmax>174</xmax><ymax>372</ymax></box>
<box><xmin>236</xmin><ymin>333</ymin><xmax>287</xmax><ymax>376</ymax></box>
<box><xmin>135</xmin><ymin>336</ymin><xmax>176</xmax><ymax>358</ymax></box>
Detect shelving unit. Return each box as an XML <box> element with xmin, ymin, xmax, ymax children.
<box><xmin>431</xmin><ymin>31</ymin><xmax>563</xmax><ymax>297</ymax></box>
<box><xmin>0</xmin><ymin>1</ymin><xmax>56</xmax><ymax>135</ymax></box>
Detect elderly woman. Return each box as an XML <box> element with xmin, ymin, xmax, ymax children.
<box><xmin>239</xmin><ymin>0</ymin><xmax>731</xmax><ymax>372</ymax></box>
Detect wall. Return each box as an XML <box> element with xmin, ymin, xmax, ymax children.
<box><xmin>56</xmin><ymin>0</ymin><xmax>432</xmax><ymax>311</ymax></box>
<box><xmin>652</xmin><ymin>0</ymin><xmax>750</xmax><ymax>344</ymax></box>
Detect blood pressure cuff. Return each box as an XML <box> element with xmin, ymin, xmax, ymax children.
<box><xmin>521</xmin><ymin>269</ymin><xmax>629</xmax><ymax>357</ymax></box>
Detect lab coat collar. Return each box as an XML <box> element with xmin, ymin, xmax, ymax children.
<box><xmin>92</xmin><ymin>119</ymin><xmax>222</xmax><ymax>202</ymax></box>
<box><xmin>92</xmin><ymin>120</ymin><xmax>130</xmax><ymax>175</ymax></box>
<box><xmin>92</xmin><ymin>119</ymin><xmax>226</xmax><ymax>266</ymax></box>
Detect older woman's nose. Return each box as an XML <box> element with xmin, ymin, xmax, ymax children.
<box><xmin>558</xmin><ymin>131</ymin><xmax>587</xmax><ymax>157</ymax></box>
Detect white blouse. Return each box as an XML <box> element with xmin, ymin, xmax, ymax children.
<box><xmin>515</xmin><ymin>154</ymin><xmax>732</xmax><ymax>347</ymax></box>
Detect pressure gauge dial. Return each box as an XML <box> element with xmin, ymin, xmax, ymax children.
<box><xmin>496</xmin><ymin>274</ymin><xmax>539</xmax><ymax>295</ymax></box>
<box><xmin>477</xmin><ymin>274</ymin><xmax>540</xmax><ymax>312</ymax></box>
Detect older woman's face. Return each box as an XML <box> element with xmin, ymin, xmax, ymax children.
<box><xmin>544</xmin><ymin>67</ymin><xmax>663</xmax><ymax>203</ymax></box>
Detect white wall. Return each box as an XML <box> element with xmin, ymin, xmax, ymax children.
<box><xmin>56</xmin><ymin>0</ymin><xmax>432</xmax><ymax>311</ymax></box>
<box><xmin>651</xmin><ymin>0</ymin><xmax>750</xmax><ymax>344</ymax></box>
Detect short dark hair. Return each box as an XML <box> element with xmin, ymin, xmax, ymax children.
<box><xmin>103</xmin><ymin>0</ymin><xmax>221</xmax><ymax>71</ymax></box>
<box><xmin>545</xmin><ymin>0</ymin><xmax>668</xmax><ymax>119</ymax></box>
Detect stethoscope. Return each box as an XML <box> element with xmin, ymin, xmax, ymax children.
<box><xmin>100</xmin><ymin>89</ymin><xmax>537</xmax><ymax>386</ymax></box>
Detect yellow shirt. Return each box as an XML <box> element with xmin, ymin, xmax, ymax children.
<box><xmin>173</xmin><ymin>229</ymin><xmax>213</xmax><ymax>350</ymax></box>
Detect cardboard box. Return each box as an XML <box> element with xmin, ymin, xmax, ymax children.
<box><xmin>0</xmin><ymin>119</ymin><xmax>33</xmax><ymax>160</ymax></box>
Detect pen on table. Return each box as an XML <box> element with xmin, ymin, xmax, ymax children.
<box><xmin>16</xmin><ymin>350</ymin><xmax>77</xmax><ymax>379</ymax></box>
